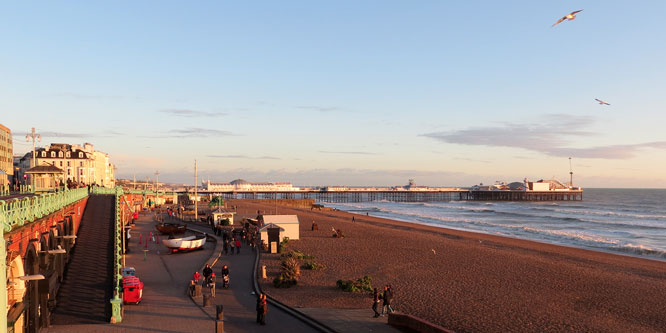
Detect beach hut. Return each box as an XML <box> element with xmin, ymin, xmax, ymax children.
<box><xmin>211</xmin><ymin>208</ymin><xmax>235</xmax><ymax>227</ymax></box>
<box><xmin>259</xmin><ymin>215</ymin><xmax>300</xmax><ymax>240</ymax></box>
<box><xmin>259</xmin><ymin>223</ymin><xmax>285</xmax><ymax>253</ymax></box>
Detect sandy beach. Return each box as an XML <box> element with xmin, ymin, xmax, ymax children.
<box><xmin>227</xmin><ymin>199</ymin><xmax>666</xmax><ymax>332</ymax></box>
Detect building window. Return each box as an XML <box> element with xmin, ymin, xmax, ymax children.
<box><xmin>80</xmin><ymin>161</ymin><xmax>83</xmax><ymax>167</ymax></box>
<box><xmin>66</xmin><ymin>152</ymin><xmax>70</xmax><ymax>158</ymax></box>
<box><xmin>41</xmin><ymin>151</ymin><xmax>46</xmax><ymax>157</ymax></box>
<box><xmin>59</xmin><ymin>151</ymin><xmax>63</xmax><ymax>158</ymax></box>
<box><xmin>79</xmin><ymin>152</ymin><xmax>83</xmax><ymax>158</ymax></box>
<box><xmin>60</xmin><ymin>161</ymin><xmax>63</xmax><ymax>167</ymax></box>
<box><xmin>67</xmin><ymin>161</ymin><xmax>70</xmax><ymax>167</ymax></box>
<box><xmin>51</xmin><ymin>151</ymin><xmax>55</xmax><ymax>157</ymax></box>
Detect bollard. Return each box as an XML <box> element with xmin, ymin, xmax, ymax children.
<box><xmin>143</xmin><ymin>249</ymin><xmax>149</xmax><ymax>261</ymax></box>
<box><xmin>261</xmin><ymin>265</ymin><xmax>267</xmax><ymax>279</ymax></box>
<box><xmin>194</xmin><ymin>284</ymin><xmax>202</xmax><ymax>297</ymax></box>
<box><xmin>155</xmin><ymin>234</ymin><xmax>160</xmax><ymax>244</ymax></box>
<box><xmin>215</xmin><ymin>305</ymin><xmax>224</xmax><ymax>333</ymax></box>
<box><xmin>203</xmin><ymin>294</ymin><xmax>212</xmax><ymax>307</ymax></box>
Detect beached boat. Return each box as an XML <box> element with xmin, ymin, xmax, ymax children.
<box><xmin>155</xmin><ymin>223</ymin><xmax>187</xmax><ymax>235</ymax></box>
<box><xmin>162</xmin><ymin>234</ymin><xmax>206</xmax><ymax>253</ymax></box>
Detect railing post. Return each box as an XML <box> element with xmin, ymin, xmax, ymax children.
<box><xmin>110</xmin><ymin>186</ymin><xmax>124</xmax><ymax>323</ymax></box>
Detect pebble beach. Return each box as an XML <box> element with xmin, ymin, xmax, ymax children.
<box><xmin>229</xmin><ymin>199</ymin><xmax>666</xmax><ymax>332</ymax></box>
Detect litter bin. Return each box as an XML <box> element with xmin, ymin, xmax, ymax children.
<box><xmin>123</xmin><ymin>275</ymin><xmax>144</xmax><ymax>304</ymax></box>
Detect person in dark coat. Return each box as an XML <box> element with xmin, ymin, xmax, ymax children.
<box><xmin>372</xmin><ymin>288</ymin><xmax>381</xmax><ymax>317</ymax></box>
<box><xmin>256</xmin><ymin>293</ymin><xmax>267</xmax><ymax>325</ymax></box>
<box><xmin>382</xmin><ymin>285</ymin><xmax>394</xmax><ymax>315</ymax></box>
<box><xmin>202</xmin><ymin>264</ymin><xmax>213</xmax><ymax>284</ymax></box>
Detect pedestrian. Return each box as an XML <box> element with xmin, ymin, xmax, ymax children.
<box><xmin>352</xmin><ymin>216</ymin><xmax>355</xmax><ymax>223</ymax></box>
<box><xmin>229</xmin><ymin>238</ymin><xmax>235</xmax><ymax>255</ymax></box>
<box><xmin>382</xmin><ymin>285</ymin><xmax>394</xmax><ymax>315</ymax></box>
<box><xmin>193</xmin><ymin>271</ymin><xmax>201</xmax><ymax>285</ymax></box>
<box><xmin>372</xmin><ymin>288</ymin><xmax>381</xmax><ymax>318</ymax></box>
<box><xmin>235</xmin><ymin>238</ymin><xmax>241</xmax><ymax>254</ymax></box>
<box><xmin>256</xmin><ymin>293</ymin><xmax>267</xmax><ymax>325</ymax></box>
<box><xmin>209</xmin><ymin>273</ymin><xmax>216</xmax><ymax>297</ymax></box>
<box><xmin>203</xmin><ymin>264</ymin><xmax>213</xmax><ymax>284</ymax></box>
<box><xmin>223</xmin><ymin>239</ymin><xmax>229</xmax><ymax>255</ymax></box>
<box><xmin>189</xmin><ymin>280</ymin><xmax>196</xmax><ymax>297</ymax></box>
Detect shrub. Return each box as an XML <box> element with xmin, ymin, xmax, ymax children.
<box><xmin>286</xmin><ymin>250</ymin><xmax>315</xmax><ymax>260</ymax></box>
<box><xmin>280</xmin><ymin>256</ymin><xmax>301</xmax><ymax>280</ymax></box>
<box><xmin>336</xmin><ymin>275</ymin><xmax>372</xmax><ymax>293</ymax></box>
<box><xmin>273</xmin><ymin>274</ymin><xmax>298</xmax><ymax>288</ymax></box>
<box><xmin>302</xmin><ymin>261</ymin><xmax>325</xmax><ymax>270</ymax></box>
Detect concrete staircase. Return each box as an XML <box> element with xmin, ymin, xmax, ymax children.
<box><xmin>51</xmin><ymin>195</ymin><xmax>115</xmax><ymax>325</ymax></box>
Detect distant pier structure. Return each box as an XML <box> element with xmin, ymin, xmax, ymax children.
<box><xmin>204</xmin><ymin>189</ymin><xmax>581</xmax><ymax>203</ymax></box>
<box><xmin>192</xmin><ymin>178</ymin><xmax>582</xmax><ymax>203</ymax></box>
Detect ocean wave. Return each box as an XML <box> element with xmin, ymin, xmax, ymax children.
<box><xmin>612</xmin><ymin>244</ymin><xmax>666</xmax><ymax>258</ymax></box>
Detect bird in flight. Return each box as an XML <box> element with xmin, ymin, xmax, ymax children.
<box><xmin>430</xmin><ymin>249</ymin><xmax>436</xmax><ymax>255</ymax></box>
<box><xmin>553</xmin><ymin>10</ymin><xmax>583</xmax><ymax>27</ymax></box>
<box><xmin>595</xmin><ymin>98</ymin><xmax>611</xmax><ymax>106</ymax></box>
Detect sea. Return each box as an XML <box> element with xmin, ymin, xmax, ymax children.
<box><xmin>323</xmin><ymin>189</ymin><xmax>666</xmax><ymax>261</ymax></box>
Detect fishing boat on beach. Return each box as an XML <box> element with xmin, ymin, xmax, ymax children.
<box><xmin>162</xmin><ymin>234</ymin><xmax>207</xmax><ymax>253</ymax></box>
<box><xmin>155</xmin><ymin>223</ymin><xmax>187</xmax><ymax>235</ymax></box>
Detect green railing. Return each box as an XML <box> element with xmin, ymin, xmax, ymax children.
<box><xmin>109</xmin><ymin>186</ymin><xmax>123</xmax><ymax>323</ymax></box>
<box><xmin>0</xmin><ymin>187</ymin><xmax>89</xmax><ymax>233</ymax></box>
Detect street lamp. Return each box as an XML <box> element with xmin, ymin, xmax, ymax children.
<box><xmin>25</xmin><ymin>127</ymin><xmax>41</xmax><ymax>191</ymax></box>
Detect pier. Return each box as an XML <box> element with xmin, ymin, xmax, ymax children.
<box><xmin>191</xmin><ymin>189</ymin><xmax>583</xmax><ymax>203</ymax></box>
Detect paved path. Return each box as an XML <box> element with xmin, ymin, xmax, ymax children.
<box><xmin>47</xmin><ymin>210</ymin><xmax>215</xmax><ymax>332</ymax></box>
<box><xmin>50</xmin><ymin>195</ymin><xmax>115</xmax><ymax>325</ymax></box>
<box><xmin>47</xmin><ymin>211</ymin><xmax>316</xmax><ymax>332</ymax></box>
<box><xmin>184</xmin><ymin>220</ymin><xmax>315</xmax><ymax>333</ymax></box>
<box><xmin>299</xmin><ymin>309</ymin><xmax>400</xmax><ymax>333</ymax></box>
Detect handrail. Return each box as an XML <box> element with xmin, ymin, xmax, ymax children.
<box><xmin>0</xmin><ymin>187</ymin><xmax>89</xmax><ymax>233</ymax></box>
<box><xmin>109</xmin><ymin>186</ymin><xmax>124</xmax><ymax>323</ymax></box>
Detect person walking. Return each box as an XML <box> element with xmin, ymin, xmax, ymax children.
<box><xmin>372</xmin><ymin>288</ymin><xmax>381</xmax><ymax>318</ymax></box>
<box><xmin>352</xmin><ymin>216</ymin><xmax>355</xmax><ymax>223</ymax></box>
<box><xmin>256</xmin><ymin>293</ymin><xmax>267</xmax><ymax>325</ymax></box>
<box><xmin>229</xmin><ymin>238</ymin><xmax>235</xmax><ymax>255</ymax></box>
<box><xmin>193</xmin><ymin>271</ymin><xmax>201</xmax><ymax>285</ymax></box>
<box><xmin>382</xmin><ymin>285</ymin><xmax>394</xmax><ymax>315</ymax></box>
<box><xmin>202</xmin><ymin>264</ymin><xmax>213</xmax><ymax>285</ymax></box>
<box><xmin>209</xmin><ymin>273</ymin><xmax>216</xmax><ymax>297</ymax></box>
<box><xmin>235</xmin><ymin>238</ymin><xmax>241</xmax><ymax>254</ymax></box>
<box><xmin>223</xmin><ymin>239</ymin><xmax>229</xmax><ymax>255</ymax></box>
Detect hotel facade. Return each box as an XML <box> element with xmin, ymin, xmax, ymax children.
<box><xmin>0</xmin><ymin>124</ymin><xmax>13</xmax><ymax>188</ymax></box>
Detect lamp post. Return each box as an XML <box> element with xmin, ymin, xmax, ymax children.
<box><xmin>25</xmin><ymin>127</ymin><xmax>41</xmax><ymax>191</ymax></box>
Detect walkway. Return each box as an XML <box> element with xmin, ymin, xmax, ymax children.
<box><xmin>185</xmin><ymin>220</ymin><xmax>314</xmax><ymax>332</ymax></box>
<box><xmin>50</xmin><ymin>195</ymin><xmax>115</xmax><ymax>325</ymax></box>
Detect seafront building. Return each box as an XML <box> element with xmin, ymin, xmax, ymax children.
<box><xmin>16</xmin><ymin>142</ymin><xmax>115</xmax><ymax>190</ymax></box>
<box><xmin>204</xmin><ymin>179</ymin><xmax>300</xmax><ymax>192</ymax></box>
<box><xmin>0</xmin><ymin>124</ymin><xmax>13</xmax><ymax>188</ymax></box>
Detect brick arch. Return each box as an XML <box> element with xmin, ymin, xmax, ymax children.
<box><xmin>23</xmin><ymin>242</ymin><xmax>40</xmax><ymax>333</ymax></box>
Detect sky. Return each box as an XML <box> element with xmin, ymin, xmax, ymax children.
<box><xmin>2</xmin><ymin>1</ymin><xmax>666</xmax><ymax>188</ymax></box>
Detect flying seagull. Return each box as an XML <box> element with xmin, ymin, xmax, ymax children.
<box><xmin>553</xmin><ymin>10</ymin><xmax>583</xmax><ymax>27</ymax></box>
<box><xmin>430</xmin><ymin>249</ymin><xmax>436</xmax><ymax>255</ymax></box>
<box><xmin>595</xmin><ymin>98</ymin><xmax>611</xmax><ymax>106</ymax></box>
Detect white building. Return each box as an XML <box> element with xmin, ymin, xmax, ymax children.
<box><xmin>204</xmin><ymin>179</ymin><xmax>299</xmax><ymax>192</ymax></box>
<box><xmin>18</xmin><ymin>142</ymin><xmax>115</xmax><ymax>188</ymax></box>
<box><xmin>259</xmin><ymin>215</ymin><xmax>300</xmax><ymax>241</ymax></box>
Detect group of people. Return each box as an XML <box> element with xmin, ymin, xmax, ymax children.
<box><xmin>372</xmin><ymin>285</ymin><xmax>395</xmax><ymax>318</ymax></box>
<box><xmin>192</xmin><ymin>263</ymin><xmax>226</xmax><ymax>297</ymax></box>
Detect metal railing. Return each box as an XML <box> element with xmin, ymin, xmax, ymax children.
<box><xmin>0</xmin><ymin>187</ymin><xmax>89</xmax><ymax>233</ymax></box>
<box><xmin>109</xmin><ymin>186</ymin><xmax>124</xmax><ymax>323</ymax></box>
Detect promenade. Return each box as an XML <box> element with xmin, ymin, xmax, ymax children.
<box><xmin>46</xmin><ymin>210</ymin><xmax>314</xmax><ymax>332</ymax></box>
